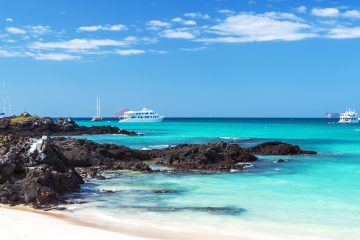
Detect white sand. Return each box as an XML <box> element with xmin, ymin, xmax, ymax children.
<box><xmin>0</xmin><ymin>205</ymin><xmax>254</xmax><ymax>240</ymax></box>
<box><xmin>2</xmin><ymin>205</ymin><xmax>349</xmax><ymax>240</ymax></box>
<box><xmin>0</xmin><ymin>206</ymin><xmax>152</xmax><ymax>240</ymax></box>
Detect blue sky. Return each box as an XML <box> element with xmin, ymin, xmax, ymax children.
<box><xmin>0</xmin><ymin>0</ymin><xmax>360</xmax><ymax>117</ymax></box>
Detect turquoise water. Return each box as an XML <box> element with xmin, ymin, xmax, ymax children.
<box><xmin>69</xmin><ymin>118</ymin><xmax>360</xmax><ymax>239</ymax></box>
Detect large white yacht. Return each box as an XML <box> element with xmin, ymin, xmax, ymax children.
<box><xmin>119</xmin><ymin>108</ymin><xmax>165</xmax><ymax>123</ymax></box>
<box><xmin>338</xmin><ymin>109</ymin><xmax>359</xmax><ymax>124</ymax></box>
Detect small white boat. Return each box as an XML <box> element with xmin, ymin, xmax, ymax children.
<box><xmin>119</xmin><ymin>108</ymin><xmax>165</xmax><ymax>123</ymax></box>
<box><xmin>91</xmin><ymin>96</ymin><xmax>103</xmax><ymax>121</ymax></box>
<box><xmin>338</xmin><ymin>109</ymin><xmax>359</xmax><ymax>124</ymax></box>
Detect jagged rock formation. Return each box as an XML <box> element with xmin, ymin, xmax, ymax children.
<box><xmin>151</xmin><ymin>142</ymin><xmax>257</xmax><ymax>171</ymax></box>
<box><xmin>0</xmin><ymin>132</ymin><xmax>316</xmax><ymax>207</ymax></box>
<box><xmin>247</xmin><ymin>141</ymin><xmax>317</xmax><ymax>155</ymax></box>
<box><xmin>0</xmin><ymin>135</ymin><xmax>83</xmax><ymax>207</ymax></box>
<box><xmin>0</xmin><ymin>113</ymin><xmax>140</xmax><ymax>137</ymax></box>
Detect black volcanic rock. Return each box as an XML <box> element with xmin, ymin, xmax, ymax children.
<box><xmin>0</xmin><ymin>114</ymin><xmax>140</xmax><ymax>137</ymax></box>
<box><xmin>0</xmin><ymin>135</ymin><xmax>83</xmax><ymax>207</ymax></box>
<box><xmin>247</xmin><ymin>141</ymin><xmax>317</xmax><ymax>155</ymax></box>
<box><xmin>52</xmin><ymin>137</ymin><xmax>151</xmax><ymax>168</ymax></box>
<box><xmin>151</xmin><ymin>142</ymin><xmax>257</xmax><ymax>171</ymax></box>
<box><xmin>0</xmin><ymin>128</ymin><xmax>317</xmax><ymax>208</ymax></box>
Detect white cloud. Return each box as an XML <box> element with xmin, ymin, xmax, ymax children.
<box><xmin>28</xmin><ymin>25</ymin><xmax>51</xmax><ymax>35</ymax></box>
<box><xmin>123</xmin><ymin>36</ymin><xmax>138</xmax><ymax>43</ymax></box>
<box><xmin>149</xmin><ymin>49</ymin><xmax>168</xmax><ymax>54</ymax></box>
<box><xmin>0</xmin><ymin>49</ymin><xmax>21</xmax><ymax>57</ymax></box>
<box><xmin>6</xmin><ymin>27</ymin><xmax>27</xmax><ymax>34</ymax></box>
<box><xmin>327</xmin><ymin>27</ymin><xmax>360</xmax><ymax>39</ymax></box>
<box><xmin>184</xmin><ymin>12</ymin><xmax>210</xmax><ymax>19</ymax></box>
<box><xmin>0</xmin><ymin>49</ymin><xmax>80</xmax><ymax>61</ymax></box>
<box><xmin>171</xmin><ymin>17</ymin><xmax>196</xmax><ymax>25</ymax></box>
<box><xmin>5</xmin><ymin>18</ymin><xmax>14</xmax><ymax>22</ymax></box>
<box><xmin>32</xmin><ymin>53</ymin><xmax>81</xmax><ymax>61</ymax></box>
<box><xmin>161</xmin><ymin>29</ymin><xmax>195</xmax><ymax>39</ymax></box>
<box><xmin>179</xmin><ymin>46</ymin><xmax>207</xmax><ymax>51</ymax></box>
<box><xmin>202</xmin><ymin>13</ymin><xmax>314</xmax><ymax>43</ymax></box>
<box><xmin>147</xmin><ymin>20</ymin><xmax>170</xmax><ymax>30</ymax></box>
<box><xmin>29</xmin><ymin>39</ymin><xmax>128</xmax><ymax>51</ymax></box>
<box><xmin>142</xmin><ymin>37</ymin><xmax>159</xmax><ymax>44</ymax></box>
<box><xmin>311</xmin><ymin>8</ymin><xmax>360</xmax><ymax>19</ymax></box>
<box><xmin>219</xmin><ymin>9</ymin><xmax>235</xmax><ymax>15</ymax></box>
<box><xmin>116</xmin><ymin>49</ymin><xmax>145</xmax><ymax>55</ymax></box>
<box><xmin>297</xmin><ymin>6</ymin><xmax>307</xmax><ymax>14</ymax></box>
<box><xmin>263</xmin><ymin>12</ymin><xmax>302</xmax><ymax>21</ymax></box>
<box><xmin>342</xmin><ymin>10</ymin><xmax>360</xmax><ymax>19</ymax></box>
<box><xmin>78</xmin><ymin>24</ymin><xmax>127</xmax><ymax>32</ymax></box>
<box><xmin>311</xmin><ymin>8</ymin><xmax>340</xmax><ymax>17</ymax></box>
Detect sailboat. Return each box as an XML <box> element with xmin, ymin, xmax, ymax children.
<box><xmin>91</xmin><ymin>96</ymin><xmax>103</xmax><ymax>121</ymax></box>
<box><xmin>0</xmin><ymin>81</ymin><xmax>12</xmax><ymax>118</ymax></box>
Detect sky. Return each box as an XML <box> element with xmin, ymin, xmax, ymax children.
<box><xmin>0</xmin><ymin>0</ymin><xmax>360</xmax><ymax>117</ymax></box>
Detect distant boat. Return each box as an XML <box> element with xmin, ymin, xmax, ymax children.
<box><xmin>119</xmin><ymin>108</ymin><xmax>165</xmax><ymax>123</ymax></box>
<box><xmin>0</xmin><ymin>81</ymin><xmax>12</xmax><ymax>118</ymax></box>
<box><xmin>91</xmin><ymin>96</ymin><xmax>103</xmax><ymax>121</ymax></box>
<box><xmin>338</xmin><ymin>108</ymin><xmax>359</xmax><ymax>124</ymax></box>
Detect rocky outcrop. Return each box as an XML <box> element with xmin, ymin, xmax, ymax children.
<box><xmin>0</xmin><ymin>135</ymin><xmax>83</xmax><ymax>207</ymax></box>
<box><xmin>151</xmin><ymin>142</ymin><xmax>257</xmax><ymax>171</ymax></box>
<box><xmin>0</xmin><ymin>134</ymin><xmax>316</xmax><ymax>207</ymax></box>
<box><xmin>0</xmin><ymin>114</ymin><xmax>140</xmax><ymax>137</ymax></box>
<box><xmin>247</xmin><ymin>141</ymin><xmax>317</xmax><ymax>155</ymax></box>
<box><xmin>52</xmin><ymin>137</ymin><xmax>150</xmax><ymax>167</ymax></box>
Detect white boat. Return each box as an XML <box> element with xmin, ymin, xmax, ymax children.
<box><xmin>119</xmin><ymin>108</ymin><xmax>165</xmax><ymax>123</ymax></box>
<box><xmin>338</xmin><ymin>109</ymin><xmax>359</xmax><ymax>124</ymax></box>
<box><xmin>91</xmin><ymin>96</ymin><xmax>103</xmax><ymax>121</ymax></box>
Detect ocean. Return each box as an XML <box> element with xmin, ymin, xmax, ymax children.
<box><xmin>65</xmin><ymin>118</ymin><xmax>360</xmax><ymax>239</ymax></box>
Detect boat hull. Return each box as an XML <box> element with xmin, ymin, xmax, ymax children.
<box><xmin>91</xmin><ymin>117</ymin><xmax>103</xmax><ymax>122</ymax></box>
<box><xmin>119</xmin><ymin>116</ymin><xmax>165</xmax><ymax>123</ymax></box>
<box><xmin>338</xmin><ymin>120</ymin><xmax>359</xmax><ymax>124</ymax></box>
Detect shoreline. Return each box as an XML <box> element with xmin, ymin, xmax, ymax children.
<box><xmin>0</xmin><ymin>205</ymin><xmax>255</xmax><ymax>240</ymax></box>
<box><xmin>2</xmin><ymin>204</ymin><xmax>357</xmax><ymax>240</ymax></box>
<box><xmin>0</xmin><ymin>205</ymin><xmax>151</xmax><ymax>240</ymax></box>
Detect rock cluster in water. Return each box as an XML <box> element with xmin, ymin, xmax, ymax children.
<box><xmin>247</xmin><ymin>141</ymin><xmax>317</xmax><ymax>155</ymax></box>
<box><xmin>151</xmin><ymin>142</ymin><xmax>257</xmax><ymax>171</ymax></box>
<box><xmin>0</xmin><ymin>114</ymin><xmax>316</xmax><ymax>208</ymax></box>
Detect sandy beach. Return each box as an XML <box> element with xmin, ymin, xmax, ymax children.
<box><xmin>0</xmin><ymin>205</ymin><xmax>258</xmax><ymax>240</ymax></box>
<box><xmin>0</xmin><ymin>205</ymin><xmax>153</xmax><ymax>240</ymax></box>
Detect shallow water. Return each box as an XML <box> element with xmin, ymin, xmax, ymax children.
<box><xmin>68</xmin><ymin>118</ymin><xmax>360</xmax><ymax>239</ymax></box>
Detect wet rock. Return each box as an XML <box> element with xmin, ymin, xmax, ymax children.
<box><xmin>96</xmin><ymin>175</ymin><xmax>106</xmax><ymax>180</ymax></box>
<box><xmin>152</xmin><ymin>142</ymin><xmax>257</xmax><ymax>171</ymax></box>
<box><xmin>53</xmin><ymin>137</ymin><xmax>150</xmax><ymax>168</ymax></box>
<box><xmin>247</xmin><ymin>141</ymin><xmax>316</xmax><ymax>155</ymax></box>
<box><xmin>152</xmin><ymin>189</ymin><xmax>180</xmax><ymax>194</ymax></box>
<box><xmin>275</xmin><ymin>159</ymin><xmax>286</xmax><ymax>163</ymax></box>
<box><xmin>100</xmin><ymin>190</ymin><xmax>115</xmax><ymax>193</ymax></box>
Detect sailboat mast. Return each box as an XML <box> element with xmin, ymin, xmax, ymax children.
<box><xmin>95</xmin><ymin>96</ymin><xmax>101</xmax><ymax>118</ymax></box>
<box><xmin>98</xmin><ymin>98</ymin><xmax>101</xmax><ymax>118</ymax></box>
<box><xmin>1</xmin><ymin>81</ymin><xmax>12</xmax><ymax>116</ymax></box>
